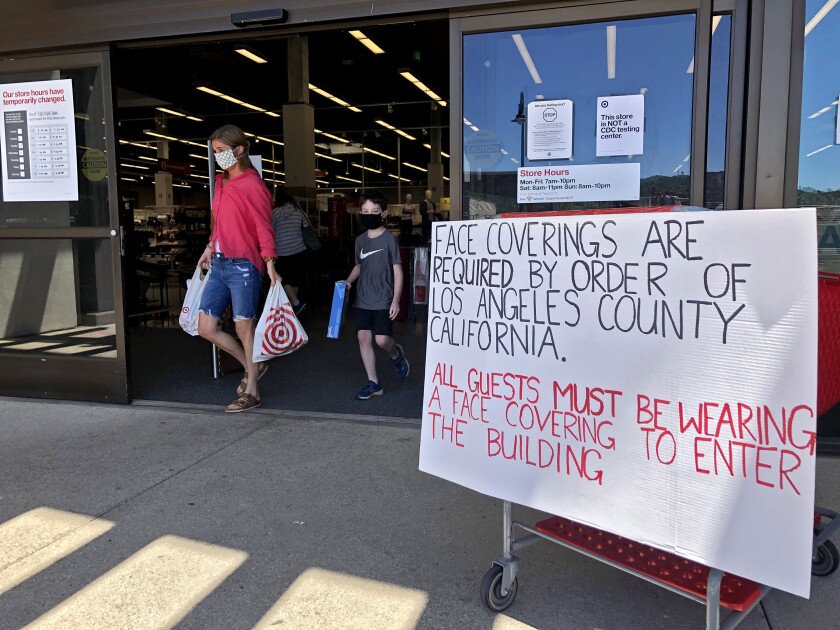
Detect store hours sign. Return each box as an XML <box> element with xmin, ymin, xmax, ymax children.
<box><xmin>419</xmin><ymin>208</ymin><xmax>818</xmax><ymax>598</ymax></box>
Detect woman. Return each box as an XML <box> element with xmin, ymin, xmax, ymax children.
<box><xmin>271</xmin><ymin>187</ymin><xmax>308</xmax><ymax>316</ymax></box>
<box><xmin>197</xmin><ymin>125</ymin><xmax>280</xmax><ymax>413</ymax></box>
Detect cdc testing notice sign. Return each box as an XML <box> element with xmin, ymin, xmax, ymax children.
<box><xmin>419</xmin><ymin>208</ymin><xmax>818</xmax><ymax>597</ymax></box>
<box><xmin>1</xmin><ymin>79</ymin><xmax>78</xmax><ymax>202</ymax></box>
<box><xmin>518</xmin><ymin>163</ymin><xmax>640</xmax><ymax>203</ymax></box>
<box><xmin>596</xmin><ymin>94</ymin><xmax>644</xmax><ymax>157</ymax></box>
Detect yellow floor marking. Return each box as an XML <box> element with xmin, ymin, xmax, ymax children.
<box><xmin>25</xmin><ymin>535</ymin><xmax>247</xmax><ymax>629</ymax></box>
<box><xmin>493</xmin><ymin>615</ymin><xmax>538</xmax><ymax>629</ymax></box>
<box><xmin>253</xmin><ymin>567</ymin><xmax>428</xmax><ymax>630</ymax></box>
<box><xmin>0</xmin><ymin>507</ymin><xmax>113</xmax><ymax>596</ymax></box>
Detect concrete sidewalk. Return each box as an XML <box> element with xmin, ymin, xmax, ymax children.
<box><xmin>0</xmin><ymin>398</ymin><xmax>838</xmax><ymax>629</ymax></box>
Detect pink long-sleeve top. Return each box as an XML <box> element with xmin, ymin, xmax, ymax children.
<box><xmin>209</xmin><ymin>168</ymin><xmax>277</xmax><ymax>274</ymax></box>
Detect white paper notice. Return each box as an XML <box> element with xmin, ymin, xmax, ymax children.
<box><xmin>526</xmin><ymin>99</ymin><xmax>573</xmax><ymax>160</ymax></box>
<box><xmin>1</xmin><ymin>79</ymin><xmax>78</xmax><ymax>202</ymax></box>
<box><xmin>420</xmin><ymin>208</ymin><xmax>818</xmax><ymax>598</ymax></box>
<box><xmin>596</xmin><ymin>94</ymin><xmax>644</xmax><ymax>157</ymax></box>
<box><xmin>517</xmin><ymin>163</ymin><xmax>640</xmax><ymax>203</ymax></box>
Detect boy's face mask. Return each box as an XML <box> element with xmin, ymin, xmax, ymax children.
<box><xmin>360</xmin><ymin>213</ymin><xmax>383</xmax><ymax>229</ymax></box>
<box><xmin>214</xmin><ymin>147</ymin><xmax>239</xmax><ymax>170</ymax></box>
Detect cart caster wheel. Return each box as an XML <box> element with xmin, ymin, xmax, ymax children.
<box><xmin>812</xmin><ymin>539</ymin><xmax>840</xmax><ymax>577</ymax></box>
<box><xmin>480</xmin><ymin>564</ymin><xmax>518</xmax><ymax>612</ymax></box>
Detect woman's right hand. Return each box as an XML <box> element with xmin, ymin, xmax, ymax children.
<box><xmin>198</xmin><ymin>247</ymin><xmax>211</xmax><ymax>270</ymax></box>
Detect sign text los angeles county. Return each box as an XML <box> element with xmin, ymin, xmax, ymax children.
<box><xmin>419</xmin><ymin>209</ymin><xmax>818</xmax><ymax>597</ymax></box>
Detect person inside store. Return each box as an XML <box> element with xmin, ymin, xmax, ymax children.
<box><xmin>420</xmin><ymin>189</ymin><xmax>436</xmax><ymax>245</ymax></box>
<box><xmin>197</xmin><ymin>124</ymin><xmax>280</xmax><ymax>413</ymax></box>
<box><xmin>271</xmin><ymin>186</ymin><xmax>309</xmax><ymax>317</ymax></box>
<box><xmin>400</xmin><ymin>193</ymin><xmax>414</xmax><ymax>246</ymax></box>
<box><xmin>342</xmin><ymin>190</ymin><xmax>410</xmax><ymax>400</ymax></box>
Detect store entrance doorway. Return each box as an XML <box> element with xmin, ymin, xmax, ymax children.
<box><xmin>112</xmin><ymin>19</ymin><xmax>449</xmax><ymax>416</ymax></box>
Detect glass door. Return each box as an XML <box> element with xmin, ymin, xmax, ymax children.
<box><xmin>453</xmin><ymin>0</ymin><xmax>730</xmax><ymax>219</ymax></box>
<box><xmin>0</xmin><ymin>51</ymin><xmax>128</xmax><ymax>402</ymax></box>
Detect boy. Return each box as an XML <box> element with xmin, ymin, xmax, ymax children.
<box><xmin>343</xmin><ymin>190</ymin><xmax>410</xmax><ymax>400</ymax></box>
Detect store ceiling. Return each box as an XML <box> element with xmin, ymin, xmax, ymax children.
<box><xmin>114</xmin><ymin>20</ymin><xmax>450</xmax><ymax>192</ymax></box>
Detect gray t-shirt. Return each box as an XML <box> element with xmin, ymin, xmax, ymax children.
<box><xmin>272</xmin><ymin>203</ymin><xmax>307</xmax><ymax>256</ymax></box>
<box><xmin>354</xmin><ymin>229</ymin><xmax>401</xmax><ymax>310</ymax></box>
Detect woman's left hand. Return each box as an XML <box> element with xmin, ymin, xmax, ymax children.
<box><xmin>267</xmin><ymin>262</ymin><xmax>282</xmax><ymax>287</ymax></box>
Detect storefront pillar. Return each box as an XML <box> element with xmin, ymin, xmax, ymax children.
<box><xmin>283</xmin><ymin>34</ymin><xmax>316</xmax><ymax>199</ymax></box>
<box><xmin>428</xmin><ymin>103</ymin><xmax>444</xmax><ymax>203</ymax></box>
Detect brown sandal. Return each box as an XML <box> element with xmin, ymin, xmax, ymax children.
<box><xmin>236</xmin><ymin>362</ymin><xmax>269</xmax><ymax>395</ymax></box>
<box><xmin>225</xmin><ymin>393</ymin><xmax>262</xmax><ymax>413</ymax></box>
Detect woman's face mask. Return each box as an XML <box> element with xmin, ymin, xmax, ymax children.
<box><xmin>360</xmin><ymin>213</ymin><xmax>383</xmax><ymax>230</ymax></box>
<box><xmin>214</xmin><ymin>147</ymin><xmax>239</xmax><ymax>170</ymax></box>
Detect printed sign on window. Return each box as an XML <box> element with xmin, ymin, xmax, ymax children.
<box><xmin>596</xmin><ymin>94</ymin><xmax>645</xmax><ymax>157</ymax></box>
<box><xmin>1</xmin><ymin>79</ymin><xmax>78</xmax><ymax>202</ymax></box>
<box><xmin>526</xmin><ymin>99</ymin><xmax>573</xmax><ymax>160</ymax></box>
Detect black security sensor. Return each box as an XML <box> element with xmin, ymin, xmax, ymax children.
<box><xmin>231</xmin><ymin>9</ymin><xmax>289</xmax><ymax>28</ymax></box>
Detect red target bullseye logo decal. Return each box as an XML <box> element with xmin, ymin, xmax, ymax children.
<box><xmin>261</xmin><ymin>305</ymin><xmax>304</xmax><ymax>354</ymax></box>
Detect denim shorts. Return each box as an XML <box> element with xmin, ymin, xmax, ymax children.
<box><xmin>199</xmin><ymin>254</ymin><xmax>261</xmax><ymax>321</ymax></box>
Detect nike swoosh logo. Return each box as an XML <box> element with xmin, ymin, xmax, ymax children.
<box><xmin>360</xmin><ymin>248</ymin><xmax>383</xmax><ymax>259</ymax></box>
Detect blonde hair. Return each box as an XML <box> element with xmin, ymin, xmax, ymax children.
<box><xmin>209</xmin><ymin>124</ymin><xmax>253</xmax><ymax>171</ymax></box>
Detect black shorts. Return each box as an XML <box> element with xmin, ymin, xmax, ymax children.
<box><xmin>276</xmin><ymin>250</ymin><xmax>306</xmax><ymax>287</ymax></box>
<box><xmin>355</xmin><ymin>307</ymin><xmax>393</xmax><ymax>336</ymax></box>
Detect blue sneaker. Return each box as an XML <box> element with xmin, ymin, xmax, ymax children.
<box><xmin>355</xmin><ymin>380</ymin><xmax>383</xmax><ymax>400</ymax></box>
<box><xmin>392</xmin><ymin>344</ymin><xmax>410</xmax><ymax>380</ymax></box>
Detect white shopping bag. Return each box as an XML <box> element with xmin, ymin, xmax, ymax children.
<box><xmin>179</xmin><ymin>266</ymin><xmax>210</xmax><ymax>336</ymax></box>
<box><xmin>253</xmin><ymin>283</ymin><xmax>308</xmax><ymax>362</ymax></box>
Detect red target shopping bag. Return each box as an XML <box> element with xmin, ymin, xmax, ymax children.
<box><xmin>252</xmin><ymin>283</ymin><xmax>308</xmax><ymax>362</ymax></box>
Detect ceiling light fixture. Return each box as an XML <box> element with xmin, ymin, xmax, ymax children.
<box><xmin>315</xmin><ymin>129</ymin><xmax>350</xmax><ymax>144</ymax></box>
<box><xmin>138</xmin><ymin>156</ymin><xmax>157</xmax><ymax>162</ymax></box>
<box><xmin>256</xmin><ymin>135</ymin><xmax>284</xmax><ymax>146</ymax></box>
<box><xmin>144</xmin><ymin>130</ymin><xmax>178</xmax><ymax>141</ymax></box>
<box><xmin>120</xmin><ymin>140</ymin><xmax>155</xmax><ymax>150</ymax></box>
<box><xmin>403</xmin><ymin>162</ymin><xmax>427</xmax><ymax>172</ymax></box>
<box><xmin>398</xmin><ymin>70</ymin><xmax>447</xmax><ymax>107</ymax></box>
<box><xmin>374</xmin><ymin>120</ymin><xmax>416</xmax><ymax>141</ymax></box>
<box><xmin>806</xmin><ymin>144</ymin><xmax>833</xmax><ymax>157</ymax></box>
<box><xmin>511</xmin><ymin>34</ymin><xmax>543</xmax><ymax>84</ymax></box>
<box><xmin>180</xmin><ymin>139</ymin><xmax>207</xmax><ymax>148</ymax></box>
<box><xmin>387</xmin><ymin>173</ymin><xmax>411</xmax><ymax>182</ymax></box>
<box><xmin>121</xmin><ymin>163</ymin><xmax>150</xmax><ymax>170</ymax></box>
<box><xmin>309</xmin><ymin>83</ymin><xmax>362</xmax><ymax>113</ymax></box>
<box><xmin>156</xmin><ymin>107</ymin><xmax>185</xmax><ymax>117</ymax></box>
<box><xmin>186</xmin><ymin>115</ymin><xmax>204</xmax><ymax>122</ymax></box>
<box><xmin>336</xmin><ymin>175</ymin><xmax>362</xmax><ymax>183</ymax></box>
<box><xmin>351</xmin><ymin>162</ymin><xmax>382</xmax><ymax>173</ymax></box>
<box><xmin>363</xmin><ymin>147</ymin><xmax>396</xmax><ymax>161</ymax></box>
<box><xmin>806</xmin><ymin>0</ymin><xmax>840</xmax><ymax>36</ymax></box>
<box><xmin>606</xmin><ymin>25</ymin><xmax>617</xmax><ymax>79</ymax></box>
<box><xmin>316</xmin><ymin>151</ymin><xmax>343</xmax><ymax>163</ymax></box>
<box><xmin>235</xmin><ymin>48</ymin><xmax>269</xmax><ymax>63</ymax></box>
<box><xmin>349</xmin><ymin>30</ymin><xmax>385</xmax><ymax>54</ymax></box>
<box><xmin>196</xmin><ymin>86</ymin><xmax>266</xmax><ymax>112</ymax></box>
<box><xmin>423</xmin><ymin>143</ymin><xmax>450</xmax><ymax>158</ymax></box>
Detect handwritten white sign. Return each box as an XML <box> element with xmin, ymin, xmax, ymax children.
<box><xmin>420</xmin><ymin>208</ymin><xmax>817</xmax><ymax>598</ymax></box>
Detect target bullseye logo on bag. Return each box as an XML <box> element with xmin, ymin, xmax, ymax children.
<box><xmin>261</xmin><ymin>304</ymin><xmax>304</xmax><ymax>354</ymax></box>
<box><xmin>253</xmin><ymin>284</ymin><xmax>309</xmax><ymax>361</ymax></box>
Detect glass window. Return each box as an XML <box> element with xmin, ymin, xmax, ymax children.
<box><xmin>463</xmin><ymin>14</ymin><xmax>696</xmax><ymax>219</ymax></box>
<box><xmin>0</xmin><ymin>66</ymin><xmax>111</xmax><ymax>228</ymax></box>
<box><xmin>799</xmin><ymin>0</ymin><xmax>840</xmax><ymax>273</ymax></box>
<box><xmin>705</xmin><ymin>14</ymin><xmax>731</xmax><ymax>209</ymax></box>
<box><xmin>0</xmin><ymin>238</ymin><xmax>116</xmax><ymax>358</ymax></box>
